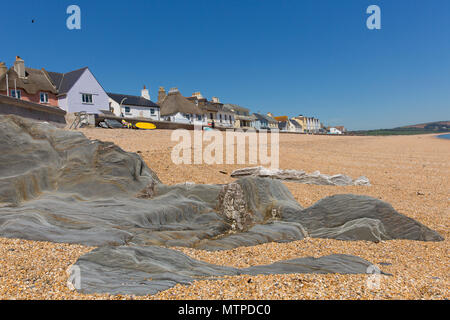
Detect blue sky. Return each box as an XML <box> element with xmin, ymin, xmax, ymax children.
<box><xmin>1</xmin><ymin>0</ymin><xmax>449</xmax><ymax>130</ymax></box>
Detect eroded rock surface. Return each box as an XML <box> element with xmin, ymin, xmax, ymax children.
<box><xmin>0</xmin><ymin>115</ymin><xmax>160</xmax><ymax>206</ymax></box>
<box><xmin>73</xmin><ymin>246</ymin><xmax>384</xmax><ymax>295</ymax></box>
<box><xmin>0</xmin><ymin>116</ymin><xmax>443</xmax><ymax>295</ymax></box>
<box><xmin>231</xmin><ymin>166</ymin><xmax>371</xmax><ymax>186</ymax></box>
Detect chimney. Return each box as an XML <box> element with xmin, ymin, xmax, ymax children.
<box><xmin>14</xmin><ymin>56</ymin><xmax>25</xmax><ymax>78</ymax></box>
<box><xmin>211</xmin><ymin>96</ymin><xmax>220</xmax><ymax>103</ymax></box>
<box><xmin>0</xmin><ymin>62</ymin><xmax>7</xmax><ymax>78</ymax></box>
<box><xmin>141</xmin><ymin>85</ymin><xmax>150</xmax><ymax>100</ymax></box>
<box><xmin>191</xmin><ymin>92</ymin><xmax>203</xmax><ymax>100</ymax></box>
<box><xmin>158</xmin><ymin>86</ymin><xmax>167</xmax><ymax>103</ymax></box>
<box><xmin>168</xmin><ymin>87</ymin><xmax>179</xmax><ymax>94</ymax></box>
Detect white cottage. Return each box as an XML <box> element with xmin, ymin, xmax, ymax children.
<box><xmin>158</xmin><ymin>87</ymin><xmax>206</xmax><ymax>125</ymax></box>
<box><xmin>48</xmin><ymin>67</ymin><xmax>109</xmax><ymax>114</ymax></box>
<box><xmin>329</xmin><ymin>127</ymin><xmax>343</xmax><ymax>135</ymax></box>
<box><xmin>108</xmin><ymin>86</ymin><xmax>160</xmax><ymax>121</ymax></box>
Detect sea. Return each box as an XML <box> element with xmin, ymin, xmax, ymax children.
<box><xmin>437</xmin><ymin>134</ymin><xmax>450</xmax><ymax>140</ymax></box>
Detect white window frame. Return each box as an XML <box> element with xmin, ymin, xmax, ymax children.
<box><xmin>82</xmin><ymin>93</ymin><xmax>93</xmax><ymax>104</ymax></box>
<box><xmin>40</xmin><ymin>92</ymin><xmax>49</xmax><ymax>104</ymax></box>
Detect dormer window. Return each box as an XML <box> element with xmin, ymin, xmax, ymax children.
<box><xmin>40</xmin><ymin>92</ymin><xmax>49</xmax><ymax>104</ymax></box>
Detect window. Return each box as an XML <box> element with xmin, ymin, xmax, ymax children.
<box><xmin>10</xmin><ymin>90</ymin><xmax>21</xmax><ymax>99</ymax></box>
<box><xmin>40</xmin><ymin>92</ymin><xmax>49</xmax><ymax>104</ymax></box>
<box><xmin>124</xmin><ymin>106</ymin><xmax>131</xmax><ymax>113</ymax></box>
<box><xmin>150</xmin><ymin>108</ymin><xmax>155</xmax><ymax>115</ymax></box>
<box><xmin>82</xmin><ymin>93</ymin><xmax>93</xmax><ymax>104</ymax></box>
<box><xmin>197</xmin><ymin>115</ymin><xmax>202</xmax><ymax>121</ymax></box>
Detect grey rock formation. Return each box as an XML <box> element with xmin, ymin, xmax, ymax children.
<box><xmin>0</xmin><ymin>115</ymin><xmax>443</xmax><ymax>295</ymax></box>
<box><xmin>73</xmin><ymin>245</ymin><xmax>385</xmax><ymax>295</ymax></box>
<box><xmin>0</xmin><ymin>115</ymin><xmax>160</xmax><ymax>206</ymax></box>
<box><xmin>231</xmin><ymin>166</ymin><xmax>371</xmax><ymax>186</ymax></box>
<box><xmin>216</xmin><ymin>182</ymin><xmax>252</xmax><ymax>231</ymax></box>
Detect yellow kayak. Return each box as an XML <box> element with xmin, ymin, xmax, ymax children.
<box><xmin>135</xmin><ymin>122</ymin><xmax>156</xmax><ymax>130</ymax></box>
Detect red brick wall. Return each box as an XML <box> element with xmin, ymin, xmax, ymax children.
<box><xmin>0</xmin><ymin>90</ymin><xmax>58</xmax><ymax>107</ymax></box>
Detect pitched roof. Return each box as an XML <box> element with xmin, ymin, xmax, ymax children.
<box><xmin>159</xmin><ymin>89</ymin><xmax>205</xmax><ymax>116</ymax></box>
<box><xmin>289</xmin><ymin>119</ymin><xmax>302</xmax><ymax>128</ymax></box>
<box><xmin>200</xmin><ymin>102</ymin><xmax>220</xmax><ymax>113</ymax></box>
<box><xmin>253</xmin><ymin>113</ymin><xmax>269</xmax><ymax>122</ymax></box>
<box><xmin>47</xmin><ymin>67</ymin><xmax>88</xmax><ymax>95</ymax></box>
<box><xmin>0</xmin><ymin>67</ymin><xmax>57</xmax><ymax>94</ymax></box>
<box><xmin>254</xmin><ymin>113</ymin><xmax>277</xmax><ymax>123</ymax></box>
<box><xmin>274</xmin><ymin>116</ymin><xmax>289</xmax><ymax>121</ymax></box>
<box><xmin>108</xmin><ymin>92</ymin><xmax>159</xmax><ymax>108</ymax></box>
<box><xmin>223</xmin><ymin>103</ymin><xmax>249</xmax><ymax>114</ymax></box>
<box><xmin>265</xmin><ymin>114</ymin><xmax>278</xmax><ymax>123</ymax></box>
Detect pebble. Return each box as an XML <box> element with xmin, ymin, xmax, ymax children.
<box><xmin>0</xmin><ymin>130</ymin><xmax>447</xmax><ymax>300</ymax></box>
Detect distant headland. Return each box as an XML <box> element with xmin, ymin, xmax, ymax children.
<box><xmin>349</xmin><ymin>121</ymin><xmax>450</xmax><ymax>136</ymax></box>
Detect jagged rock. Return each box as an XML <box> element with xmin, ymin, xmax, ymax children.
<box><xmin>231</xmin><ymin>166</ymin><xmax>371</xmax><ymax>186</ymax></box>
<box><xmin>217</xmin><ymin>182</ymin><xmax>252</xmax><ymax>231</ymax></box>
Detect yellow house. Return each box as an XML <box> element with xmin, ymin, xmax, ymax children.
<box><xmin>291</xmin><ymin>115</ymin><xmax>306</xmax><ymax>133</ymax></box>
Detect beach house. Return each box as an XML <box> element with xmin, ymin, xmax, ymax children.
<box><xmin>253</xmin><ymin>113</ymin><xmax>270</xmax><ymax>130</ymax></box>
<box><xmin>292</xmin><ymin>115</ymin><xmax>306</xmax><ymax>133</ymax></box>
<box><xmin>0</xmin><ymin>57</ymin><xmax>58</xmax><ymax>106</ymax></box>
<box><xmin>276</xmin><ymin>116</ymin><xmax>300</xmax><ymax>133</ymax></box>
<box><xmin>307</xmin><ymin>117</ymin><xmax>321</xmax><ymax>133</ymax></box>
<box><xmin>328</xmin><ymin>127</ymin><xmax>343</xmax><ymax>134</ymax></box>
<box><xmin>213</xmin><ymin>98</ymin><xmax>235</xmax><ymax>128</ymax></box>
<box><xmin>108</xmin><ymin>86</ymin><xmax>160</xmax><ymax>120</ymax></box>
<box><xmin>187</xmin><ymin>92</ymin><xmax>218</xmax><ymax>126</ymax></box>
<box><xmin>188</xmin><ymin>93</ymin><xmax>235</xmax><ymax>128</ymax></box>
<box><xmin>158</xmin><ymin>87</ymin><xmax>206</xmax><ymax>125</ymax></box>
<box><xmin>48</xmin><ymin>67</ymin><xmax>109</xmax><ymax>114</ymax></box>
<box><xmin>334</xmin><ymin>126</ymin><xmax>346</xmax><ymax>133</ymax></box>
<box><xmin>265</xmin><ymin>113</ymin><xmax>279</xmax><ymax>130</ymax></box>
<box><xmin>223</xmin><ymin>104</ymin><xmax>253</xmax><ymax>128</ymax></box>
<box><xmin>289</xmin><ymin>119</ymin><xmax>303</xmax><ymax>132</ymax></box>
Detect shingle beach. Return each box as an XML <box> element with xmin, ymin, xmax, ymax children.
<box><xmin>0</xmin><ymin>129</ymin><xmax>448</xmax><ymax>300</ymax></box>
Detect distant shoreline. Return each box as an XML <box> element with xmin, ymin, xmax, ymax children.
<box><xmin>437</xmin><ymin>133</ymin><xmax>450</xmax><ymax>140</ymax></box>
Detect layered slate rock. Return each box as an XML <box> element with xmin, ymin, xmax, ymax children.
<box><xmin>73</xmin><ymin>245</ymin><xmax>384</xmax><ymax>295</ymax></box>
<box><xmin>0</xmin><ymin>115</ymin><xmax>160</xmax><ymax>206</ymax></box>
<box><xmin>0</xmin><ymin>115</ymin><xmax>443</xmax><ymax>295</ymax></box>
<box><xmin>231</xmin><ymin>166</ymin><xmax>371</xmax><ymax>186</ymax></box>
